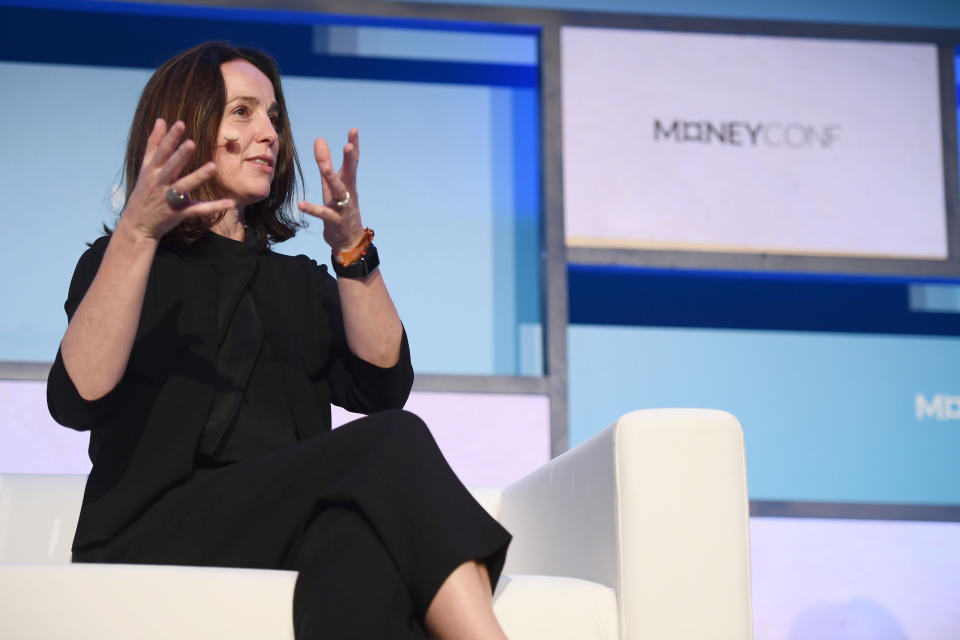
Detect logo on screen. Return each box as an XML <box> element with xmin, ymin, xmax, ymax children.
<box><xmin>915</xmin><ymin>393</ymin><xmax>960</xmax><ymax>420</ymax></box>
<box><xmin>653</xmin><ymin>119</ymin><xmax>841</xmax><ymax>149</ymax></box>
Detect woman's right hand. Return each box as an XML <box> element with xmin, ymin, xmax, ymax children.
<box><xmin>61</xmin><ymin>119</ymin><xmax>235</xmax><ymax>400</ymax></box>
<box><xmin>119</xmin><ymin>119</ymin><xmax>235</xmax><ymax>241</ymax></box>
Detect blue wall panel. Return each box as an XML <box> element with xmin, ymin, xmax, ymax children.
<box><xmin>0</xmin><ymin>2</ymin><xmax>542</xmax><ymax>375</ymax></box>
<box><xmin>569</xmin><ymin>323</ymin><xmax>960</xmax><ymax>505</ymax></box>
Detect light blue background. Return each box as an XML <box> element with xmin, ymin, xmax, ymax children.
<box><xmin>569</xmin><ymin>325</ymin><xmax>960</xmax><ymax>504</ymax></box>
<box><xmin>0</xmin><ymin>60</ymin><xmax>541</xmax><ymax>375</ymax></box>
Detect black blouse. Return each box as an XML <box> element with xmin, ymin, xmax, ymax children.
<box><xmin>47</xmin><ymin>230</ymin><xmax>415</xmax><ymax>549</ymax></box>
<box><xmin>194</xmin><ymin>229</ymin><xmax>299</xmax><ymax>466</ymax></box>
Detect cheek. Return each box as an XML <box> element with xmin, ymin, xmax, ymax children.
<box><xmin>211</xmin><ymin>150</ymin><xmax>226</xmax><ymax>183</ymax></box>
<box><xmin>212</xmin><ymin>145</ymin><xmax>238</xmax><ymax>178</ymax></box>
<box><xmin>212</xmin><ymin>144</ymin><xmax>225</xmax><ymax>168</ymax></box>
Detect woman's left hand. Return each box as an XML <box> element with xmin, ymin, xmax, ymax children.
<box><xmin>299</xmin><ymin>128</ymin><xmax>366</xmax><ymax>253</ymax></box>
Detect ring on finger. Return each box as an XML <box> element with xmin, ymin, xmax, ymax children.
<box><xmin>166</xmin><ymin>186</ymin><xmax>190</xmax><ymax>209</ymax></box>
<box><xmin>335</xmin><ymin>192</ymin><xmax>351</xmax><ymax>209</ymax></box>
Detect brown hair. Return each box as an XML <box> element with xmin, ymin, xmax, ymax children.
<box><xmin>121</xmin><ymin>42</ymin><xmax>303</xmax><ymax>248</ymax></box>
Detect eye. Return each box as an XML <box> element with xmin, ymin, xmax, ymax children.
<box><xmin>269</xmin><ymin>113</ymin><xmax>282</xmax><ymax>130</ymax></box>
<box><xmin>231</xmin><ymin>105</ymin><xmax>250</xmax><ymax>117</ymax></box>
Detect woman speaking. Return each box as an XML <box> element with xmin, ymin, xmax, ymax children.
<box><xmin>47</xmin><ymin>41</ymin><xmax>511</xmax><ymax>639</ymax></box>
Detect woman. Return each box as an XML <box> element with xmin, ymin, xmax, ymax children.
<box><xmin>46</xmin><ymin>42</ymin><xmax>511</xmax><ymax>639</ymax></box>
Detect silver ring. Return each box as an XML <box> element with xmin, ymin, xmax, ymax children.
<box><xmin>166</xmin><ymin>186</ymin><xmax>189</xmax><ymax>209</ymax></box>
<box><xmin>335</xmin><ymin>192</ymin><xmax>351</xmax><ymax>208</ymax></box>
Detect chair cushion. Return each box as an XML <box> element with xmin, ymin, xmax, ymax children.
<box><xmin>494</xmin><ymin>574</ymin><xmax>619</xmax><ymax>640</ymax></box>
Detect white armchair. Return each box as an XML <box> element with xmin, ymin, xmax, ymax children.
<box><xmin>0</xmin><ymin>409</ymin><xmax>753</xmax><ymax>639</ymax></box>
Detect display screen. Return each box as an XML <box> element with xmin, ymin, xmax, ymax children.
<box><xmin>562</xmin><ymin>27</ymin><xmax>948</xmax><ymax>261</ymax></box>
<box><xmin>567</xmin><ymin>266</ymin><xmax>960</xmax><ymax>508</ymax></box>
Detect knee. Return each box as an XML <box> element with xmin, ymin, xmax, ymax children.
<box><xmin>345</xmin><ymin>409</ymin><xmax>441</xmax><ymax>466</ymax></box>
<box><xmin>381</xmin><ymin>409</ymin><xmax>436</xmax><ymax>446</ymax></box>
<box><xmin>387</xmin><ymin>408</ymin><xmax>428</xmax><ymax>431</ymax></box>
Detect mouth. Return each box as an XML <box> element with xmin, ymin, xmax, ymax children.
<box><xmin>246</xmin><ymin>155</ymin><xmax>275</xmax><ymax>168</ymax></box>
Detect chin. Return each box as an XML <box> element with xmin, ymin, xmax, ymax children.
<box><xmin>237</xmin><ymin>190</ymin><xmax>272</xmax><ymax>209</ymax></box>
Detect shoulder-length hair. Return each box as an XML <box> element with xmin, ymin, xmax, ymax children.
<box><xmin>122</xmin><ymin>42</ymin><xmax>303</xmax><ymax>249</ymax></box>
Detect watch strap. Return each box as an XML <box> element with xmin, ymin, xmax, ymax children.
<box><xmin>331</xmin><ymin>243</ymin><xmax>379</xmax><ymax>278</ymax></box>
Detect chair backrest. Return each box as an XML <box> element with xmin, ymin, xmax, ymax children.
<box><xmin>0</xmin><ymin>473</ymin><xmax>86</xmax><ymax>563</ymax></box>
<box><xmin>469</xmin><ymin>487</ymin><xmax>503</xmax><ymax>521</ymax></box>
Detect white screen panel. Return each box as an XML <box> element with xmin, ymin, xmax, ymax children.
<box><xmin>561</xmin><ymin>27</ymin><xmax>947</xmax><ymax>259</ymax></box>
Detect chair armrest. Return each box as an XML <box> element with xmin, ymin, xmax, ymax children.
<box><xmin>0</xmin><ymin>563</ymin><xmax>297</xmax><ymax>640</ymax></box>
<box><xmin>499</xmin><ymin>409</ymin><xmax>753</xmax><ymax>640</ymax></box>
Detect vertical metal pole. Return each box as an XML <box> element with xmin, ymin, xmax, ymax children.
<box><xmin>540</xmin><ymin>21</ymin><xmax>570</xmax><ymax>457</ymax></box>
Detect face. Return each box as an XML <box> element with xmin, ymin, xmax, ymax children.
<box><xmin>213</xmin><ymin>59</ymin><xmax>281</xmax><ymax>211</ymax></box>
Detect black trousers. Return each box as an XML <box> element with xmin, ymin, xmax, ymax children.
<box><xmin>74</xmin><ymin>410</ymin><xmax>511</xmax><ymax>638</ymax></box>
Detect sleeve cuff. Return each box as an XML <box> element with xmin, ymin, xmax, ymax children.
<box><xmin>341</xmin><ymin>329</ymin><xmax>415</xmax><ymax>412</ymax></box>
<box><xmin>46</xmin><ymin>347</ymin><xmax>118</xmax><ymax>431</ymax></box>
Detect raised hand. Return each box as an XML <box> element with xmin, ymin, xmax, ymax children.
<box><xmin>121</xmin><ymin>119</ymin><xmax>235</xmax><ymax>241</ymax></box>
<box><xmin>298</xmin><ymin>128</ymin><xmax>365</xmax><ymax>253</ymax></box>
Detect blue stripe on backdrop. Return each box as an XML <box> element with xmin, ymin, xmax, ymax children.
<box><xmin>568</xmin><ymin>264</ymin><xmax>960</xmax><ymax>336</ymax></box>
<box><xmin>492</xmin><ymin>87</ymin><xmax>544</xmax><ymax>375</ymax></box>
<box><xmin>0</xmin><ymin>0</ymin><xmax>541</xmax><ymax>33</ymax></box>
<box><xmin>0</xmin><ymin>4</ymin><xmax>538</xmax><ymax>87</ymax></box>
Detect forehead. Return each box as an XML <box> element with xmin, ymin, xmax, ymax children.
<box><xmin>220</xmin><ymin>59</ymin><xmax>277</xmax><ymax>104</ymax></box>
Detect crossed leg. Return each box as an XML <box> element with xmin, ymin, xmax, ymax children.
<box><xmin>291</xmin><ymin>507</ymin><xmax>506</xmax><ymax>639</ymax></box>
<box><xmin>426</xmin><ymin>560</ymin><xmax>507</xmax><ymax>640</ymax></box>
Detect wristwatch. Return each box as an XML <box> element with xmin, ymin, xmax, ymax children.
<box><xmin>331</xmin><ymin>243</ymin><xmax>379</xmax><ymax>278</ymax></box>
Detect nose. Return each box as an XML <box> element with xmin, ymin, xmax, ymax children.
<box><xmin>258</xmin><ymin>113</ymin><xmax>278</xmax><ymax>146</ymax></box>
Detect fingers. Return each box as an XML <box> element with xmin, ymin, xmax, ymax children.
<box><xmin>179</xmin><ymin>198</ymin><xmax>237</xmax><ymax>219</ymax></box>
<box><xmin>149</xmin><ymin>120</ymin><xmax>187</xmax><ymax>170</ymax></box>
<box><xmin>142</xmin><ymin>120</ymin><xmax>198</xmax><ymax>193</ymax></box>
<box><xmin>313</xmin><ymin>137</ymin><xmax>334</xmax><ymax>203</ymax></box>
<box><xmin>301</xmin><ymin>131</ymin><xmax>365</xmax><ymax>251</ymax></box>
<box><xmin>167</xmin><ymin>161</ymin><xmax>235</xmax><ymax>215</ymax></box>
<box><xmin>319</xmin><ymin>160</ymin><xmax>349</xmax><ymax>203</ymax></box>
<box><xmin>158</xmin><ymin>139</ymin><xmax>197</xmax><ymax>184</ymax></box>
<box><xmin>349</xmin><ymin>128</ymin><xmax>359</xmax><ymax>156</ymax></box>
<box><xmin>315</xmin><ymin>131</ymin><xmax>359</xmax><ymax>200</ymax></box>
<box><xmin>313</xmin><ymin>136</ymin><xmax>332</xmax><ymax>166</ymax></box>
<box><xmin>170</xmin><ymin>161</ymin><xmax>216</xmax><ymax>195</ymax></box>
<box><xmin>298</xmin><ymin>199</ymin><xmax>339</xmax><ymax>223</ymax></box>
<box><xmin>341</xmin><ymin>130</ymin><xmax>358</xmax><ymax>186</ymax></box>
<box><xmin>142</xmin><ymin>119</ymin><xmax>167</xmax><ymax>167</ymax></box>
<box><xmin>126</xmin><ymin>119</ymin><xmax>240</xmax><ymax>239</ymax></box>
